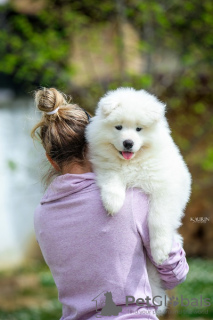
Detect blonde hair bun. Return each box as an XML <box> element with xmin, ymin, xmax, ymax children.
<box><xmin>35</xmin><ymin>88</ymin><xmax>67</xmax><ymax>114</ymax></box>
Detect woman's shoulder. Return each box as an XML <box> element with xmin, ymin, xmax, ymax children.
<box><xmin>39</xmin><ymin>172</ymin><xmax>98</xmax><ymax>204</ymax></box>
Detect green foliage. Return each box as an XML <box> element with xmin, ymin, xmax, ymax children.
<box><xmin>0</xmin><ymin>303</ymin><xmax>62</xmax><ymax>320</ymax></box>
<box><xmin>7</xmin><ymin>159</ymin><xmax>17</xmax><ymax>171</ymax></box>
<box><xmin>1</xmin><ymin>0</ymin><xmax>213</xmax><ymax>91</ymax></box>
<box><xmin>126</xmin><ymin>0</ymin><xmax>213</xmax><ymax>73</ymax></box>
<box><xmin>0</xmin><ymin>1</ymin><xmax>88</xmax><ymax>90</ymax></box>
<box><xmin>176</xmin><ymin>259</ymin><xmax>213</xmax><ymax>318</ymax></box>
<box><xmin>202</xmin><ymin>148</ymin><xmax>213</xmax><ymax>171</ymax></box>
<box><xmin>193</xmin><ymin>102</ymin><xmax>206</xmax><ymax>115</ymax></box>
<box><xmin>39</xmin><ymin>272</ymin><xmax>56</xmax><ymax>287</ymax></box>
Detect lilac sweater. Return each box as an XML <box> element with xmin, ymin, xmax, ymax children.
<box><xmin>34</xmin><ymin>172</ymin><xmax>189</xmax><ymax>320</ymax></box>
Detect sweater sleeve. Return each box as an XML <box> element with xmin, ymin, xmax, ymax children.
<box><xmin>144</xmin><ymin>236</ymin><xmax>189</xmax><ymax>290</ymax></box>
<box><xmin>132</xmin><ymin>189</ymin><xmax>189</xmax><ymax>290</ymax></box>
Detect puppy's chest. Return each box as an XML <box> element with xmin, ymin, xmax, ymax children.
<box><xmin>121</xmin><ymin>162</ymin><xmax>161</xmax><ymax>191</ymax></box>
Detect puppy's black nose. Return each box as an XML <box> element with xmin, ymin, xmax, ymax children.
<box><xmin>123</xmin><ymin>139</ymin><xmax>134</xmax><ymax>149</ymax></box>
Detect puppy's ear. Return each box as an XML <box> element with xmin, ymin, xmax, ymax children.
<box><xmin>98</xmin><ymin>96</ymin><xmax>120</xmax><ymax>117</ymax></box>
<box><xmin>139</xmin><ymin>90</ymin><xmax>166</xmax><ymax>125</ymax></box>
<box><xmin>149</xmin><ymin>101</ymin><xmax>166</xmax><ymax>123</ymax></box>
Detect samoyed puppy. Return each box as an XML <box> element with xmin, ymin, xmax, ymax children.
<box><xmin>86</xmin><ymin>87</ymin><xmax>191</xmax><ymax>313</ymax></box>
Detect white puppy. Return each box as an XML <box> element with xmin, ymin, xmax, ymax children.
<box><xmin>86</xmin><ymin>87</ymin><xmax>191</xmax><ymax>313</ymax></box>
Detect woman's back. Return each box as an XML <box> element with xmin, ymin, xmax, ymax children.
<box><xmin>34</xmin><ymin>172</ymin><xmax>158</xmax><ymax>319</ymax></box>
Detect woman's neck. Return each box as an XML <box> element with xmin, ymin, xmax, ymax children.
<box><xmin>61</xmin><ymin>160</ymin><xmax>92</xmax><ymax>175</ymax></box>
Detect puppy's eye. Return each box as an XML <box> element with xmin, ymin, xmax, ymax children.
<box><xmin>136</xmin><ymin>127</ymin><xmax>142</xmax><ymax>132</ymax></box>
<box><xmin>115</xmin><ymin>125</ymin><xmax>122</xmax><ymax>130</ymax></box>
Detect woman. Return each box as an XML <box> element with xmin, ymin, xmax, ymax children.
<box><xmin>32</xmin><ymin>88</ymin><xmax>189</xmax><ymax>320</ymax></box>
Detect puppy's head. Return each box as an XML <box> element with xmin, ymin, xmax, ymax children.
<box><xmin>95</xmin><ymin>87</ymin><xmax>166</xmax><ymax>161</ymax></box>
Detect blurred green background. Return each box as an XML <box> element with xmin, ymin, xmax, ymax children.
<box><xmin>0</xmin><ymin>0</ymin><xmax>212</xmax><ymax>319</ymax></box>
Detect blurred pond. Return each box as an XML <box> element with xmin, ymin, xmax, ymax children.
<box><xmin>0</xmin><ymin>95</ymin><xmax>44</xmax><ymax>269</ymax></box>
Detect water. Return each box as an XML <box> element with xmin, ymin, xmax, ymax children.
<box><xmin>0</xmin><ymin>96</ymin><xmax>45</xmax><ymax>269</ymax></box>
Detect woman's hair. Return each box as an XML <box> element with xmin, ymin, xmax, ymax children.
<box><xmin>31</xmin><ymin>88</ymin><xmax>90</xmax><ymax>184</ymax></box>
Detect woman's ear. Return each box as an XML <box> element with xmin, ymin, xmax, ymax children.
<box><xmin>46</xmin><ymin>153</ymin><xmax>60</xmax><ymax>171</ymax></box>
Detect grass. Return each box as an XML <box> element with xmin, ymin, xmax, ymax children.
<box><xmin>0</xmin><ymin>259</ymin><xmax>212</xmax><ymax>320</ymax></box>
<box><xmin>166</xmin><ymin>258</ymin><xmax>213</xmax><ymax>319</ymax></box>
<box><xmin>0</xmin><ymin>262</ymin><xmax>61</xmax><ymax>320</ymax></box>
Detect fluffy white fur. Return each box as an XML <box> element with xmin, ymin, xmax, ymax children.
<box><xmin>86</xmin><ymin>87</ymin><xmax>191</xmax><ymax>314</ymax></box>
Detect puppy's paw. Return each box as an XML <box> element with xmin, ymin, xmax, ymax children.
<box><xmin>152</xmin><ymin>248</ymin><xmax>169</xmax><ymax>265</ymax></box>
<box><xmin>102</xmin><ymin>190</ymin><xmax>125</xmax><ymax>215</ymax></box>
<box><xmin>150</xmin><ymin>238</ymin><xmax>172</xmax><ymax>265</ymax></box>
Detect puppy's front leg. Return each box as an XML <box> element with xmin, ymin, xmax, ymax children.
<box><xmin>148</xmin><ymin>194</ymin><xmax>179</xmax><ymax>265</ymax></box>
<box><xmin>97</xmin><ymin>172</ymin><xmax>126</xmax><ymax>215</ymax></box>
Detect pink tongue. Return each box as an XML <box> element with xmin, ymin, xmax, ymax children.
<box><xmin>122</xmin><ymin>151</ymin><xmax>134</xmax><ymax>160</ymax></box>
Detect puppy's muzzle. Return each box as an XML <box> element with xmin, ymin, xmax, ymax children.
<box><xmin>123</xmin><ymin>139</ymin><xmax>134</xmax><ymax>150</ymax></box>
